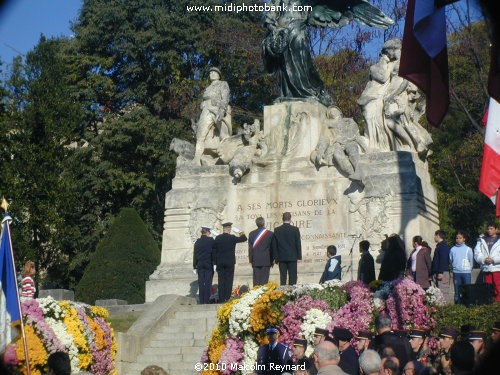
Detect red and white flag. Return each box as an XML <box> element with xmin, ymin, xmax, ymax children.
<box><xmin>479</xmin><ymin>98</ymin><xmax>500</xmax><ymax>217</ymax></box>
<box><xmin>400</xmin><ymin>0</ymin><xmax>449</xmax><ymax>126</ymax></box>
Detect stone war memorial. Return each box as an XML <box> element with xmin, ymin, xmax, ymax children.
<box><xmin>147</xmin><ymin>1</ymin><xmax>439</xmax><ymax>301</ymax></box>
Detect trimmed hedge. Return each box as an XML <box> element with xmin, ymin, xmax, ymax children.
<box><xmin>76</xmin><ymin>208</ymin><xmax>160</xmax><ymax>304</ymax></box>
<box><xmin>434</xmin><ymin>303</ymin><xmax>500</xmax><ymax>336</ymax></box>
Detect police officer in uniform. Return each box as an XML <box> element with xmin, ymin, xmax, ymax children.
<box><xmin>193</xmin><ymin>227</ymin><xmax>215</xmax><ymax>304</ymax></box>
<box><xmin>355</xmin><ymin>331</ymin><xmax>373</xmax><ymax>354</ymax></box>
<box><xmin>434</xmin><ymin>327</ymin><xmax>458</xmax><ymax>375</ymax></box>
<box><xmin>213</xmin><ymin>222</ymin><xmax>247</xmax><ymax>303</ymax></box>
<box><xmin>256</xmin><ymin>327</ymin><xmax>292</xmax><ymax>375</ymax></box>
<box><xmin>333</xmin><ymin>328</ymin><xmax>359</xmax><ymax>375</ymax></box>
<box><xmin>408</xmin><ymin>329</ymin><xmax>432</xmax><ymax>365</ymax></box>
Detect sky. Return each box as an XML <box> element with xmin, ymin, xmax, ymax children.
<box><xmin>0</xmin><ymin>0</ymin><xmax>82</xmax><ymax>66</ymax></box>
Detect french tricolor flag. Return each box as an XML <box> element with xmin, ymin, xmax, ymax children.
<box><xmin>400</xmin><ymin>0</ymin><xmax>449</xmax><ymax>126</ymax></box>
<box><xmin>480</xmin><ymin>98</ymin><xmax>500</xmax><ymax>217</ymax></box>
<box><xmin>0</xmin><ymin>212</ymin><xmax>22</xmax><ymax>352</ymax></box>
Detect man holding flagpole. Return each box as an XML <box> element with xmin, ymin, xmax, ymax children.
<box><xmin>248</xmin><ymin>217</ymin><xmax>274</xmax><ymax>287</ymax></box>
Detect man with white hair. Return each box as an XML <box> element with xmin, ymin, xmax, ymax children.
<box><xmin>358</xmin><ymin>350</ymin><xmax>381</xmax><ymax>375</ymax></box>
<box><xmin>313</xmin><ymin>341</ymin><xmax>348</xmax><ymax>375</ymax></box>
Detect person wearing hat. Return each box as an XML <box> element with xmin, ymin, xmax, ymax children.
<box><xmin>408</xmin><ymin>329</ymin><xmax>432</xmax><ymax>364</ymax></box>
<box><xmin>213</xmin><ymin>222</ymin><xmax>247</xmax><ymax>303</ymax></box>
<box><xmin>492</xmin><ymin>321</ymin><xmax>500</xmax><ymax>342</ymax></box>
<box><xmin>248</xmin><ymin>217</ymin><xmax>275</xmax><ymax>286</ymax></box>
<box><xmin>272</xmin><ymin>212</ymin><xmax>302</xmax><ymax>285</ymax></box>
<box><xmin>192</xmin><ymin>67</ymin><xmax>232</xmax><ymax>166</ymax></box>
<box><xmin>313</xmin><ymin>328</ymin><xmax>329</xmax><ymax>347</ymax></box>
<box><xmin>435</xmin><ymin>327</ymin><xmax>458</xmax><ymax>374</ymax></box>
<box><xmin>193</xmin><ymin>226</ymin><xmax>215</xmax><ymax>304</ymax></box>
<box><xmin>293</xmin><ymin>338</ymin><xmax>308</xmax><ymax>362</ymax></box>
<box><xmin>255</xmin><ymin>327</ymin><xmax>292</xmax><ymax>375</ymax></box>
<box><xmin>468</xmin><ymin>329</ymin><xmax>487</xmax><ymax>364</ymax></box>
<box><xmin>332</xmin><ymin>328</ymin><xmax>359</xmax><ymax>375</ymax></box>
<box><xmin>355</xmin><ymin>331</ymin><xmax>373</xmax><ymax>355</ymax></box>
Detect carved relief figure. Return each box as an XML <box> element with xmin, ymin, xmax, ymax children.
<box><xmin>358</xmin><ymin>39</ymin><xmax>433</xmax><ymax>156</ymax></box>
<box><xmin>229</xmin><ymin>120</ymin><xmax>266</xmax><ymax>179</ymax></box>
<box><xmin>192</xmin><ymin>67</ymin><xmax>232</xmax><ymax>165</ymax></box>
<box><xmin>312</xmin><ymin>106</ymin><xmax>367</xmax><ymax>181</ymax></box>
<box><xmin>357</xmin><ymin>39</ymin><xmax>401</xmax><ymax>151</ymax></box>
<box><xmin>263</xmin><ymin>0</ymin><xmax>393</xmax><ymax>106</ymax></box>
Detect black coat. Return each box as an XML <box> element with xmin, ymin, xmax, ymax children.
<box><xmin>358</xmin><ymin>251</ymin><xmax>375</xmax><ymax>285</ymax></box>
<box><xmin>319</xmin><ymin>255</ymin><xmax>341</xmax><ymax>283</ymax></box>
<box><xmin>213</xmin><ymin>232</ymin><xmax>247</xmax><ymax>266</ymax></box>
<box><xmin>339</xmin><ymin>345</ymin><xmax>360</xmax><ymax>375</ymax></box>
<box><xmin>248</xmin><ymin>228</ymin><xmax>274</xmax><ymax>267</ymax></box>
<box><xmin>373</xmin><ymin>331</ymin><xmax>413</xmax><ymax>371</ymax></box>
<box><xmin>193</xmin><ymin>235</ymin><xmax>215</xmax><ymax>269</ymax></box>
<box><xmin>431</xmin><ymin>241</ymin><xmax>451</xmax><ymax>275</ymax></box>
<box><xmin>272</xmin><ymin>223</ymin><xmax>302</xmax><ymax>262</ymax></box>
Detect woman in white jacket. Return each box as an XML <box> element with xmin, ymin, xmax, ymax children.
<box><xmin>474</xmin><ymin>223</ymin><xmax>500</xmax><ymax>302</ymax></box>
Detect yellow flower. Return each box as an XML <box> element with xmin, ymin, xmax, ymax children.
<box><xmin>91</xmin><ymin>305</ymin><xmax>110</xmax><ymax>320</ymax></box>
<box><xmin>15</xmin><ymin>325</ymin><xmax>48</xmax><ymax>375</ymax></box>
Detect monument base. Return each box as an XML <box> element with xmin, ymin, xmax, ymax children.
<box><xmin>146</xmin><ymin>102</ymin><xmax>439</xmax><ymax>301</ymax></box>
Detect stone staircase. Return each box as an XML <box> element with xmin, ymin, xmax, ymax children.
<box><xmin>118</xmin><ymin>296</ymin><xmax>219</xmax><ymax>375</ymax></box>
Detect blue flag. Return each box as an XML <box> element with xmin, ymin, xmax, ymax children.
<box><xmin>0</xmin><ymin>213</ymin><xmax>21</xmax><ymax>352</ymax></box>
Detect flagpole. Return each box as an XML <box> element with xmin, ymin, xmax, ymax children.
<box><xmin>2</xmin><ymin>199</ymin><xmax>31</xmax><ymax>375</ymax></box>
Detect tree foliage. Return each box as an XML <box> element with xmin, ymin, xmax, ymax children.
<box><xmin>75</xmin><ymin>207</ymin><xmax>160</xmax><ymax>304</ymax></box>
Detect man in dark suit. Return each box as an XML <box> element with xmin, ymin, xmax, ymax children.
<box><xmin>358</xmin><ymin>240</ymin><xmax>375</xmax><ymax>285</ymax></box>
<box><xmin>372</xmin><ymin>313</ymin><xmax>412</xmax><ymax>372</ymax></box>
<box><xmin>333</xmin><ymin>328</ymin><xmax>359</xmax><ymax>375</ymax></box>
<box><xmin>248</xmin><ymin>217</ymin><xmax>274</xmax><ymax>286</ymax></box>
<box><xmin>193</xmin><ymin>227</ymin><xmax>215</xmax><ymax>304</ymax></box>
<box><xmin>213</xmin><ymin>222</ymin><xmax>247</xmax><ymax>302</ymax></box>
<box><xmin>273</xmin><ymin>212</ymin><xmax>302</xmax><ymax>285</ymax></box>
<box><xmin>256</xmin><ymin>327</ymin><xmax>292</xmax><ymax>375</ymax></box>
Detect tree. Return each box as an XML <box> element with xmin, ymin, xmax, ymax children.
<box><xmin>0</xmin><ymin>37</ymin><xmax>89</xmax><ymax>284</ymax></box>
<box><xmin>75</xmin><ymin>207</ymin><xmax>160</xmax><ymax>304</ymax></box>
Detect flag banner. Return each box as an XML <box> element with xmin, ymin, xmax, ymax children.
<box><xmin>0</xmin><ymin>214</ymin><xmax>22</xmax><ymax>352</ymax></box>
<box><xmin>400</xmin><ymin>0</ymin><xmax>449</xmax><ymax>126</ymax></box>
<box><xmin>479</xmin><ymin>98</ymin><xmax>500</xmax><ymax>217</ymax></box>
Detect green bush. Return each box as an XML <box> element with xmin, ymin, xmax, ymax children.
<box><xmin>76</xmin><ymin>208</ymin><xmax>160</xmax><ymax>304</ymax></box>
<box><xmin>434</xmin><ymin>303</ymin><xmax>500</xmax><ymax>337</ymax></box>
<box><xmin>309</xmin><ymin>285</ymin><xmax>348</xmax><ymax>311</ymax></box>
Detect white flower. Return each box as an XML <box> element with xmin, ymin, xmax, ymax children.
<box><xmin>425</xmin><ymin>286</ymin><xmax>446</xmax><ymax>306</ymax></box>
<box><xmin>46</xmin><ymin>318</ymin><xmax>80</xmax><ymax>372</ymax></box>
<box><xmin>373</xmin><ymin>297</ymin><xmax>385</xmax><ymax>310</ymax></box>
<box><xmin>290</xmin><ymin>283</ymin><xmax>324</xmax><ymax>297</ymax></box>
<box><xmin>242</xmin><ymin>336</ymin><xmax>259</xmax><ymax>375</ymax></box>
<box><xmin>229</xmin><ymin>285</ymin><xmax>267</xmax><ymax>336</ymax></box>
<box><xmin>300</xmin><ymin>308</ymin><xmax>332</xmax><ymax>346</ymax></box>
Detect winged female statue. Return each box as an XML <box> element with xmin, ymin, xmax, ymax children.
<box><xmin>263</xmin><ymin>0</ymin><xmax>394</xmax><ymax>106</ymax></box>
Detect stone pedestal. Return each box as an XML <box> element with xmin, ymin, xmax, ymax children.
<box><xmin>146</xmin><ymin>102</ymin><xmax>439</xmax><ymax>301</ymax></box>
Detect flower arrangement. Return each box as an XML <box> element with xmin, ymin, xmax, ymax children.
<box><xmin>11</xmin><ymin>297</ymin><xmax>117</xmax><ymax>375</ymax></box>
<box><xmin>202</xmin><ymin>278</ymin><xmax>442</xmax><ymax>374</ymax></box>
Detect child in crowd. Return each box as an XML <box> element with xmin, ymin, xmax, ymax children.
<box><xmin>319</xmin><ymin>245</ymin><xmax>341</xmax><ymax>283</ymax></box>
<box><xmin>21</xmin><ymin>260</ymin><xmax>36</xmax><ymax>299</ymax></box>
<box><xmin>449</xmin><ymin>231</ymin><xmax>473</xmax><ymax>304</ymax></box>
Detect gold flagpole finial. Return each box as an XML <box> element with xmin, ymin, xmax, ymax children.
<box><xmin>1</xmin><ymin>197</ymin><xmax>9</xmax><ymax>212</ymax></box>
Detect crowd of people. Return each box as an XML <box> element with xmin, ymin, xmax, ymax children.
<box><xmin>194</xmin><ymin>214</ymin><xmax>500</xmax><ymax>305</ymax></box>
<box><xmin>251</xmin><ymin>318</ymin><xmax>500</xmax><ymax>375</ymax></box>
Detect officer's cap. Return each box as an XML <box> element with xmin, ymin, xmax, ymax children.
<box><xmin>409</xmin><ymin>328</ymin><xmax>427</xmax><ymax>339</ymax></box>
<box><xmin>468</xmin><ymin>330</ymin><xmax>486</xmax><ymax>341</ymax></box>
<box><xmin>439</xmin><ymin>328</ymin><xmax>458</xmax><ymax>340</ymax></box>
<box><xmin>333</xmin><ymin>328</ymin><xmax>353</xmax><ymax>342</ymax></box>
<box><xmin>313</xmin><ymin>328</ymin><xmax>329</xmax><ymax>337</ymax></box>
<box><xmin>222</xmin><ymin>222</ymin><xmax>233</xmax><ymax>228</ymax></box>
<box><xmin>356</xmin><ymin>331</ymin><xmax>373</xmax><ymax>341</ymax></box>
<box><xmin>293</xmin><ymin>338</ymin><xmax>307</xmax><ymax>348</ymax></box>
<box><xmin>265</xmin><ymin>327</ymin><xmax>279</xmax><ymax>334</ymax></box>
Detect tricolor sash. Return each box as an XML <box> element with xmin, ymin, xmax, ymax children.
<box><xmin>252</xmin><ymin>228</ymin><xmax>269</xmax><ymax>249</ymax></box>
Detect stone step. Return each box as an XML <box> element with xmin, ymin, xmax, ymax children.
<box><xmin>148</xmin><ymin>338</ymin><xmax>208</xmax><ymax>348</ymax></box>
<box><xmin>178</xmin><ymin>303</ymin><xmax>221</xmax><ymax>311</ymax></box>
<box><xmin>154</xmin><ymin>331</ymin><xmax>194</xmax><ymax>340</ymax></box>
<box><xmin>174</xmin><ymin>309</ymin><xmax>219</xmax><ymax>319</ymax></box>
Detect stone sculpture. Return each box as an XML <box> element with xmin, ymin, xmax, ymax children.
<box><xmin>192</xmin><ymin>67</ymin><xmax>232</xmax><ymax>166</ymax></box>
<box><xmin>311</xmin><ymin>106</ymin><xmax>367</xmax><ymax>181</ymax></box>
<box><xmin>263</xmin><ymin>0</ymin><xmax>393</xmax><ymax>106</ymax></box>
<box><xmin>229</xmin><ymin>120</ymin><xmax>266</xmax><ymax>180</ymax></box>
<box><xmin>358</xmin><ymin>39</ymin><xmax>432</xmax><ymax>156</ymax></box>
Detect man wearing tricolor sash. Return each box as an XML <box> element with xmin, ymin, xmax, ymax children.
<box><xmin>248</xmin><ymin>217</ymin><xmax>274</xmax><ymax>286</ymax></box>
